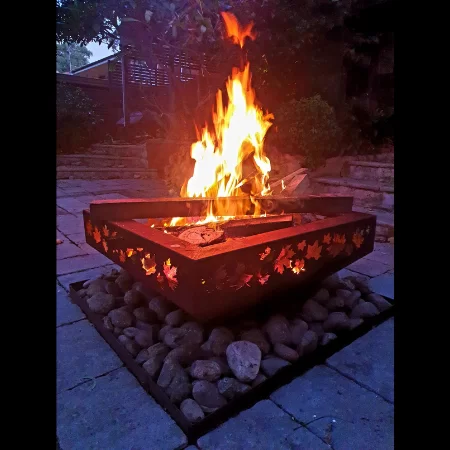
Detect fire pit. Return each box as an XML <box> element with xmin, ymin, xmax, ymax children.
<box><xmin>83</xmin><ymin>195</ymin><xmax>375</xmax><ymax>322</ymax></box>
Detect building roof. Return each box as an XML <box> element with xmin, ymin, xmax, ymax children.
<box><xmin>71</xmin><ymin>52</ymin><xmax>121</xmax><ymax>75</ymax></box>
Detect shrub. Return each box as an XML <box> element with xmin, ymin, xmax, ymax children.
<box><xmin>57</xmin><ymin>83</ymin><xmax>103</xmax><ymax>154</ymax></box>
<box><xmin>270</xmin><ymin>95</ymin><xmax>342</xmax><ymax>169</ymax></box>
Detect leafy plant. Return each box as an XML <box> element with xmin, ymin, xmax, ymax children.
<box><xmin>270</xmin><ymin>95</ymin><xmax>341</xmax><ymax>169</ymax></box>
<box><xmin>57</xmin><ymin>83</ymin><xmax>103</xmax><ymax>154</ymax></box>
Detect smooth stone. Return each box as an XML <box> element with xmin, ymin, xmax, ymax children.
<box><xmin>226</xmin><ymin>341</ymin><xmax>262</xmax><ymax>382</ymax></box>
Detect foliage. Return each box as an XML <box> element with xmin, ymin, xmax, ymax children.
<box><xmin>56</xmin><ymin>43</ymin><xmax>92</xmax><ymax>73</ymax></box>
<box><xmin>270</xmin><ymin>95</ymin><xmax>342</xmax><ymax>169</ymax></box>
<box><xmin>57</xmin><ymin>83</ymin><xmax>103</xmax><ymax>154</ymax></box>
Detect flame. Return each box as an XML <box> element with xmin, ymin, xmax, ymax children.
<box><xmin>221</xmin><ymin>11</ymin><xmax>256</xmax><ymax>48</ymax></box>
<box><xmin>166</xmin><ymin>13</ymin><xmax>272</xmax><ymax>228</ymax></box>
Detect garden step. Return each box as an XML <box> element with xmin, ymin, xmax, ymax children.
<box><xmin>311</xmin><ymin>176</ymin><xmax>394</xmax><ymax>212</ymax></box>
<box><xmin>56</xmin><ymin>166</ymin><xmax>158</xmax><ymax>180</ymax></box>
<box><xmin>90</xmin><ymin>143</ymin><xmax>147</xmax><ymax>159</ymax></box>
<box><xmin>57</xmin><ymin>154</ymin><xmax>148</xmax><ymax>169</ymax></box>
<box><xmin>348</xmin><ymin>160</ymin><xmax>394</xmax><ymax>183</ymax></box>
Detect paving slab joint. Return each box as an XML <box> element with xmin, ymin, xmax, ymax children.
<box><xmin>324</xmin><ymin>362</ymin><xmax>394</xmax><ymax>405</ymax></box>
<box><xmin>65</xmin><ymin>366</ymin><xmax>125</xmax><ymax>393</ymax></box>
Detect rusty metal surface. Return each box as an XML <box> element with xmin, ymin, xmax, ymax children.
<box><xmin>69</xmin><ymin>281</ymin><xmax>394</xmax><ymax>443</ymax></box>
<box><xmin>83</xmin><ymin>208</ymin><xmax>376</xmax><ymax>321</ymax></box>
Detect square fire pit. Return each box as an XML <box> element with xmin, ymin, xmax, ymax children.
<box><xmin>82</xmin><ymin>194</ymin><xmax>376</xmax><ymax>322</ymax></box>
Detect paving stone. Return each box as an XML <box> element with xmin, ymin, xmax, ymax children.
<box><xmin>184</xmin><ymin>447</ymin><xmax>199</xmax><ymax>450</ymax></box>
<box><xmin>57</xmin><ymin>320</ymin><xmax>122</xmax><ymax>393</ymax></box>
<box><xmin>337</xmin><ymin>268</ymin><xmax>371</xmax><ymax>282</ymax></box>
<box><xmin>57</xmin><ymin>367</ymin><xmax>187</xmax><ymax>450</ymax></box>
<box><xmin>57</xmin><ymin>188</ymin><xmax>68</xmax><ymax>197</ymax></box>
<box><xmin>364</xmin><ymin>243</ymin><xmax>394</xmax><ymax>266</ymax></box>
<box><xmin>57</xmin><ymin>214</ymin><xmax>85</xmax><ymax>235</ymax></box>
<box><xmin>283</xmin><ymin>427</ymin><xmax>330</xmax><ymax>449</ymax></box>
<box><xmin>57</xmin><ymin>180</ymin><xmax>84</xmax><ymax>189</ymax></box>
<box><xmin>271</xmin><ymin>365</ymin><xmax>393</xmax><ymax>450</ymax></box>
<box><xmin>77</xmin><ymin>243</ymin><xmax>99</xmax><ymax>255</ymax></box>
<box><xmin>346</xmin><ymin>258</ymin><xmax>390</xmax><ymax>277</ymax></box>
<box><xmin>197</xmin><ymin>400</ymin><xmax>298</xmax><ymax>450</ymax></box>
<box><xmin>66</xmin><ymin>232</ymin><xmax>86</xmax><ymax>245</ymax></box>
<box><xmin>56</xmin><ymin>197</ymin><xmax>90</xmax><ymax>214</ymax></box>
<box><xmin>57</xmin><ymin>264</ymin><xmax>120</xmax><ymax>291</ymax></box>
<box><xmin>326</xmin><ymin>318</ymin><xmax>394</xmax><ymax>403</ymax></box>
<box><xmin>59</xmin><ymin>187</ymin><xmax>93</xmax><ymax>196</ymax></box>
<box><xmin>368</xmin><ymin>273</ymin><xmax>394</xmax><ymax>300</ymax></box>
<box><xmin>57</xmin><ymin>206</ymin><xmax>72</xmax><ymax>215</ymax></box>
<box><xmin>75</xmin><ymin>193</ymin><xmax>129</xmax><ymax>204</ymax></box>
<box><xmin>57</xmin><ymin>241</ymin><xmax>87</xmax><ymax>260</ymax></box>
<box><xmin>57</xmin><ymin>283</ymin><xmax>85</xmax><ymax>327</ymax></box>
<box><xmin>56</xmin><ymin>229</ymin><xmax>68</xmax><ymax>241</ymax></box>
<box><xmin>57</xmin><ymin>253</ymin><xmax>112</xmax><ymax>276</ymax></box>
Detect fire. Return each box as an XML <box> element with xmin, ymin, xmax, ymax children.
<box><xmin>169</xmin><ymin>13</ymin><xmax>273</xmax><ymax>227</ymax></box>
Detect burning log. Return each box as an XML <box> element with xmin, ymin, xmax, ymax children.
<box><xmin>89</xmin><ymin>195</ymin><xmax>353</xmax><ymax>221</ymax></box>
<box><xmin>221</xmin><ymin>215</ymin><xmax>293</xmax><ymax>238</ymax></box>
<box><xmin>178</xmin><ymin>227</ymin><xmax>225</xmax><ymax>246</ymax></box>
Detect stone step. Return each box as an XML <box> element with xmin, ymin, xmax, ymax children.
<box><xmin>348</xmin><ymin>160</ymin><xmax>394</xmax><ymax>183</ymax></box>
<box><xmin>311</xmin><ymin>176</ymin><xmax>394</xmax><ymax>212</ymax></box>
<box><xmin>90</xmin><ymin>143</ymin><xmax>147</xmax><ymax>159</ymax></box>
<box><xmin>57</xmin><ymin>154</ymin><xmax>148</xmax><ymax>169</ymax></box>
<box><xmin>352</xmin><ymin>206</ymin><xmax>394</xmax><ymax>241</ymax></box>
<box><xmin>57</xmin><ymin>166</ymin><xmax>158</xmax><ymax>180</ymax></box>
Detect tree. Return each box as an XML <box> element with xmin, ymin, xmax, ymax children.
<box><xmin>56</xmin><ymin>43</ymin><xmax>93</xmax><ymax>73</ymax></box>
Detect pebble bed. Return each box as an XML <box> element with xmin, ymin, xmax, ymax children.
<box><xmin>77</xmin><ymin>268</ymin><xmax>392</xmax><ymax>424</ymax></box>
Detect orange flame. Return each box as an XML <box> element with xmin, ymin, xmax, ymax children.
<box><xmin>168</xmin><ymin>14</ymin><xmax>272</xmax><ymax>228</ymax></box>
<box><xmin>221</xmin><ymin>12</ymin><xmax>256</xmax><ymax>48</ymax></box>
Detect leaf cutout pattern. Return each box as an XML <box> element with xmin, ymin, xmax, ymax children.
<box><xmin>234</xmin><ymin>273</ymin><xmax>253</xmax><ymax>290</ymax></box>
<box><xmin>119</xmin><ymin>250</ymin><xmax>126</xmax><ymax>263</ymax></box>
<box><xmin>259</xmin><ymin>246</ymin><xmax>271</xmax><ymax>260</ymax></box>
<box><xmin>163</xmin><ymin>258</ymin><xmax>178</xmax><ymax>290</ymax></box>
<box><xmin>297</xmin><ymin>240</ymin><xmax>306</xmax><ymax>251</ymax></box>
<box><xmin>352</xmin><ymin>231</ymin><xmax>364</xmax><ymax>249</ymax></box>
<box><xmin>322</xmin><ymin>233</ymin><xmax>331</xmax><ymax>244</ymax></box>
<box><xmin>102</xmin><ymin>239</ymin><xmax>108</xmax><ymax>253</ymax></box>
<box><xmin>102</xmin><ymin>225</ymin><xmax>109</xmax><ymax>237</ymax></box>
<box><xmin>85</xmin><ymin>220</ymin><xmax>93</xmax><ymax>236</ymax></box>
<box><xmin>305</xmin><ymin>240</ymin><xmax>322</xmax><ymax>260</ymax></box>
<box><xmin>93</xmin><ymin>227</ymin><xmax>102</xmax><ymax>244</ymax></box>
<box><xmin>274</xmin><ymin>245</ymin><xmax>295</xmax><ymax>274</ymax></box>
<box><xmin>257</xmin><ymin>272</ymin><xmax>270</xmax><ymax>285</ymax></box>
<box><xmin>141</xmin><ymin>253</ymin><xmax>156</xmax><ymax>276</ymax></box>
<box><xmin>292</xmin><ymin>258</ymin><xmax>305</xmax><ymax>274</ymax></box>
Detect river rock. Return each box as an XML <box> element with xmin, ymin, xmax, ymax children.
<box><xmin>252</xmin><ymin>373</ymin><xmax>267</xmax><ymax>387</ymax></box>
<box><xmin>143</xmin><ymin>343</ymin><xmax>170</xmax><ymax>377</ymax></box>
<box><xmin>157</xmin><ymin>360</ymin><xmax>191</xmax><ymax>404</ymax></box>
<box><xmin>133</xmin><ymin>306</ymin><xmax>158</xmax><ymax>323</ymax></box>
<box><xmin>87</xmin><ymin>292</ymin><xmax>115</xmax><ymax>314</ymax></box>
<box><xmin>190</xmin><ymin>360</ymin><xmax>221</xmax><ymax>382</ymax></box>
<box><xmin>209</xmin><ymin>356</ymin><xmax>232</xmax><ymax>376</ymax></box>
<box><xmin>321</xmin><ymin>333</ymin><xmax>338</xmax><ymax>346</ymax></box>
<box><xmin>336</xmin><ymin>289</ymin><xmax>361</xmax><ymax>309</ymax></box>
<box><xmin>135</xmin><ymin>321</ymin><xmax>160</xmax><ymax>339</ymax></box>
<box><xmin>124</xmin><ymin>290</ymin><xmax>143</xmax><ymax>307</ymax></box>
<box><xmin>165</xmin><ymin>309</ymin><xmax>186</xmax><ymax>327</ymax></box>
<box><xmin>180</xmin><ymin>398</ymin><xmax>205</xmax><ymax>423</ymax></box>
<box><xmin>148</xmin><ymin>296</ymin><xmax>174</xmax><ymax>321</ymax></box>
<box><xmin>123</xmin><ymin>327</ymin><xmax>140</xmax><ymax>338</ymax></box>
<box><xmin>117</xmin><ymin>335</ymin><xmax>140</xmax><ymax>357</ymax></box>
<box><xmin>260</xmin><ymin>357</ymin><xmax>291</xmax><ymax>377</ymax></box>
<box><xmin>86</xmin><ymin>279</ymin><xmax>108</xmax><ymax>296</ymax></box>
<box><xmin>164</xmin><ymin>325</ymin><xmax>203</xmax><ymax>348</ymax></box>
<box><xmin>134</xmin><ymin>329</ymin><xmax>154</xmax><ymax>348</ymax></box>
<box><xmin>202</xmin><ymin>327</ymin><xmax>234</xmax><ymax>356</ymax></box>
<box><xmin>105</xmin><ymin>281</ymin><xmax>122</xmax><ymax>297</ymax></box>
<box><xmin>307</xmin><ymin>322</ymin><xmax>325</xmax><ymax>339</ymax></box>
<box><xmin>290</xmin><ymin>320</ymin><xmax>308</xmax><ymax>345</ymax></box>
<box><xmin>297</xmin><ymin>330</ymin><xmax>318</xmax><ymax>356</ymax></box>
<box><xmin>165</xmin><ymin>343</ymin><xmax>204</xmax><ymax>367</ymax></box>
<box><xmin>348</xmin><ymin>318</ymin><xmax>364</xmax><ymax>329</ymax></box>
<box><xmin>350</xmin><ymin>302</ymin><xmax>380</xmax><ymax>319</ymax></box>
<box><xmin>217</xmin><ymin>377</ymin><xmax>251</xmax><ymax>400</ymax></box>
<box><xmin>226</xmin><ymin>341</ymin><xmax>261</xmax><ymax>382</ymax></box>
<box><xmin>313</xmin><ymin>288</ymin><xmax>330</xmax><ymax>305</ymax></box>
<box><xmin>240</xmin><ymin>328</ymin><xmax>271</xmax><ymax>354</ymax></box>
<box><xmin>115</xmin><ymin>273</ymin><xmax>133</xmax><ymax>292</ymax></box>
<box><xmin>192</xmin><ymin>380</ymin><xmax>227</xmax><ymax>410</ymax></box>
<box><xmin>366</xmin><ymin>293</ymin><xmax>392</xmax><ymax>312</ymax></box>
<box><xmin>264</xmin><ymin>315</ymin><xmax>291</xmax><ymax>345</ymax></box>
<box><xmin>321</xmin><ymin>273</ymin><xmax>355</xmax><ymax>291</ymax></box>
<box><xmin>325</xmin><ymin>296</ymin><xmax>346</xmax><ymax>312</ymax></box>
<box><xmin>346</xmin><ymin>275</ymin><xmax>372</xmax><ymax>294</ymax></box>
<box><xmin>300</xmin><ymin>299</ymin><xmax>328</xmax><ymax>322</ymax></box>
<box><xmin>273</xmin><ymin>343</ymin><xmax>299</xmax><ymax>362</ymax></box>
<box><xmin>113</xmin><ymin>327</ymin><xmax>122</xmax><ymax>337</ymax></box>
<box><xmin>102</xmin><ymin>316</ymin><xmax>114</xmax><ymax>332</ymax></box>
<box><xmin>135</xmin><ymin>349</ymin><xmax>150</xmax><ymax>364</ymax></box>
<box><xmin>323</xmin><ymin>312</ymin><xmax>351</xmax><ymax>332</ymax></box>
<box><xmin>108</xmin><ymin>308</ymin><xmax>134</xmax><ymax>328</ymax></box>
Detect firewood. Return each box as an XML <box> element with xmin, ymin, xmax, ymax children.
<box><xmin>178</xmin><ymin>226</ymin><xmax>225</xmax><ymax>246</ymax></box>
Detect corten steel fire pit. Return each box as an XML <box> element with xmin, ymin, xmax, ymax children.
<box><xmin>82</xmin><ymin>194</ymin><xmax>376</xmax><ymax>322</ymax></box>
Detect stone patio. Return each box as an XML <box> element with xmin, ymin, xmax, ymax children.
<box><xmin>56</xmin><ymin>179</ymin><xmax>394</xmax><ymax>450</ymax></box>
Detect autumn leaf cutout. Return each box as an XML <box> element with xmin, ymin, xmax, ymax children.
<box><xmin>93</xmin><ymin>227</ymin><xmax>102</xmax><ymax>244</ymax></box>
<box><xmin>259</xmin><ymin>246</ymin><xmax>271</xmax><ymax>261</ymax></box>
<box><xmin>163</xmin><ymin>258</ymin><xmax>178</xmax><ymax>290</ymax></box>
<box><xmin>322</xmin><ymin>233</ymin><xmax>331</xmax><ymax>244</ymax></box>
<box><xmin>102</xmin><ymin>239</ymin><xmax>108</xmax><ymax>253</ymax></box>
<box><xmin>352</xmin><ymin>230</ymin><xmax>364</xmax><ymax>249</ymax></box>
<box><xmin>85</xmin><ymin>220</ymin><xmax>93</xmax><ymax>236</ymax></box>
<box><xmin>141</xmin><ymin>253</ymin><xmax>156</xmax><ymax>276</ymax></box>
<box><xmin>274</xmin><ymin>245</ymin><xmax>295</xmax><ymax>274</ymax></box>
<box><xmin>297</xmin><ymin>240</ymin><xmax>306</xmax><ymax>251</ymax></box>
<box><xmin>292</xmin><ymin>259</ymin><xmax>305</xmax><ymax>274</ymax></box>
<box><xmin>305</xmin><ymin>240</ymin><xmax>322</xmax><ymax>260</ymax></box>
<box><xmin>119</xmin><ymin>250</ymin><xmax>126</xmax><ymax>263</ymax></box>
<box><xmin>257</xmin><ymin>272</ymin><xmax>270</xmax><ymax>285</ymax></box>
<box><xmin>102</xmin><ymin>225</ymin><xmax>109</xmax><ymax>237</ymax></box>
